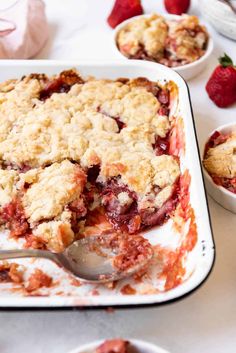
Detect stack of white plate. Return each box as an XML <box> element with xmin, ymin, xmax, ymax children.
<box><xmin>199</xmin><ymin>0</ymin><xmax>236</xmax><ymax>40</ymax></box>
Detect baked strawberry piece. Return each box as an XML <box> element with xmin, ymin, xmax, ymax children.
<box><xmin>107</xmin><ymin>0</ymin><xmax>143</xmax><ymax>29</ymax></box>
<box><xmin>206</xmin><ymin>53</ymin><xmax>236</xmax><ymax>108</ymax></box>
<box><xmin>164</xmin><ymin>0</ymin><xmax>190</xmax><ymax>15</ymax></box>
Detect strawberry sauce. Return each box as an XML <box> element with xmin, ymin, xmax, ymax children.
<box><xmin>0</xmin><ymin>199</ymin><xmax>29</xmax><ymax>238</ymax></box>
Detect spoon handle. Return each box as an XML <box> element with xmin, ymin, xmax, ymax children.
<box><xmin>0</xmin><ymin>249</ymin><xmax>59</xmax><ymax>264</ymax></box>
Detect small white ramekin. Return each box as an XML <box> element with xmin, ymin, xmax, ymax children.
<box><xmin>113</xmin><ymin>14</ymin><xmax>214</xmax><ymax>81</ymax></box>
<box><xmin>202</xmin><ymin>123</ymin><xmax>236</xmax><ymax>214</ymax></box>
<box><xmin>68</xmin><ymin>339</ymin><xmax>170</xmax><ymax>353</ymax></box>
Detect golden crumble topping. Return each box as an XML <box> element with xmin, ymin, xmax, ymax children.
<box><xmin>0</xmin><ymin>169</ymin><xmax>18</xmax><ymax>207</ymax></box>
<box><xmin>20</xmin><ymin>160</ymin><xmax>86</xmax><ymax>224</ymax></box>
<box><xmin>0</xmin><ymin>69</ymin><xmax>182</xmax><ymax>251</ymax></box>
<box><xmin>0</xmin><ymin>77</ymin><xmax>168</xmax><ymax>169</ymax></box>
<box><xmin>117</xmin><ymin>14</ymin><xmax>168</xmax><ymax>59</ymax></box>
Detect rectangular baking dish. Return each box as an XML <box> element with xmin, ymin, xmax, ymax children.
<box><xmin>0</xmin><ymin>60</ymin><xmax>215</xmax><ymax>308</ymax></box>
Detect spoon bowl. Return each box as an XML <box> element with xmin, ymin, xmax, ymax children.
<box><xmin>0</xmin><ymin>235</ymin><xmax>153</xmax><ymax>283</ymax></box>
<box><xmin>58</xmin><ymin>236</ymin><xmax>120</xmax><ymax>282</ymax></box>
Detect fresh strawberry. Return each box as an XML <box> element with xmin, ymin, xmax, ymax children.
<box><xmin>206</xmin><ymin>53</ymin><xmax>236</xmax><ymax>108</ymax></box>
<box><xmin>107</xmin><ymin>0</ymin><xmax>143</xmax><ymax>29</ymax></box>
<box><xmin>164</xmin><ymin>0</ymin><xmax>190</xmax><ymax>15</ymax></box>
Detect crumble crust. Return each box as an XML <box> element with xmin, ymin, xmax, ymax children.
<box><xmin>0</xmin><ymin>70</ymin><xmax>181</xmax><ymax>251</ymax></box>
<box><xmin>0</xmin><ymin>160</ymin><xmax>87</xmax><ymax>252</ymax></box>
<box><xmin>0</xmin><ymin>78</ymin><xmax>168</xmax><ymax>168</ymax></box>
<box><xmin>20</xmin><ymin>160</ymin><xmax>86</xmax><ymax>224</ymax></box>
<box><xmin>166</xmin><ymin>15</ymin><xmax>208</xmax><ymax>64</ymax></box>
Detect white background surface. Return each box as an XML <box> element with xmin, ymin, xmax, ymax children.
<box><xmin>0</xmin><ymin>0</ymin><xmax>236</xmax><ymax>352</ymax></box>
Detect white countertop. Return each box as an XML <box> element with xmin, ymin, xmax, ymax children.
<box><xmin>0</xmin><ymin>0</ymin><xmax>236</xmax><ymax>352</ymax></box>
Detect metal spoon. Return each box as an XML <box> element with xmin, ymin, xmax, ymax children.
<box><xmin>0</xmin><ymin>236</ymin><xmax>153</xmax><ymax>283</ymax></box>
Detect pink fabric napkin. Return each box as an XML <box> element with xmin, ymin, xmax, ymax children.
<box><xmin>0</xmin><ymin>0</ymin><xmax>49</xmax><ymax>59</ymax></box>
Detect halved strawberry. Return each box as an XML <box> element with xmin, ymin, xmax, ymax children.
<box><xmin>107</xmin><ymin>0</ymin><xmax>143</xmax><ymax>29</ymax></box>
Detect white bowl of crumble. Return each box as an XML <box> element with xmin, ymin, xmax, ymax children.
<box><xmin>68</xmin><ymin>338</ymin><xmax>170</xmax><ymax>353</ymax></box>
<box><xmin>203</xmin><ymin>123</ymin><xmax>236</xmax><ymax>213</ymax></box>
<box><xmin>114</xmin><ymin>13</ymin><xmax>213</xmax><ymax>80</ymax></box>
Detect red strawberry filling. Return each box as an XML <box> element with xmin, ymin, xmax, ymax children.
<box><xmin>68</xmin><ymin>198</ymin><xmax>87</xmax><ymax>233</ymax></box>
<box><xmin>131</xmin><ymin>44</ymin><xmax>153</xmax><ymax>61</ymax></box>
<box><xmin>39</xmin><ymin>70</ymin><xmax>84</xmax><ymax>101</ymax></box>
<box><xmin>90</xmin><ymin>233</ymin><xmax>152</xmax><ymax>274</ymax></box>
<box><xmin>0</xmin><ymin>262</ymin><xmax>23</xmax><ymax>284</ymax></box>
<box><xmin>157</xmin><ymin>89</ymin><xmax>170</xmax><ymax>105</ymax></box>
<box><xmin>140</xmin><ymin>179</ymin><xmax>179</xmax><ymax>227</ymax></box>
<box><xmin>0</xmin><ymin>199</ymin><xmax>29</xmax><ymax>238</ymax></box>
<box><xmin>100</xmin><ymin>178</ymin><xmax>140</xmax><ymax>234</ymax></box>
<box><xmin>100</xmin><ymin>177</ymin><xmax>179</xmax><ymax>233</ymax></box>
<box><xmin>212</xmin><ymin>176</ymin><xmax>236</xmax><ymax>194</ymax></box>
<box><xmin>113</xmin><ymin>117</ymin><xmax>126</xmax><ymax>132</ymax></box>
<box><xmin>153</xmin><ymin>134</ymin><xmax>170</xmax><ymax>156</ymax></box>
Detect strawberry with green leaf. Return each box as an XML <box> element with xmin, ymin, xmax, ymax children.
<box><xmin>206</xmin><ymin>53</ymin><xmax>236</xmax><ymax>108</ymax></box>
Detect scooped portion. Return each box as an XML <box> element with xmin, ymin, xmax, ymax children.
<box><xmin>0</xmin><ymin>160</ymin><xmax>87</xmax><ymax>252</ymax></box>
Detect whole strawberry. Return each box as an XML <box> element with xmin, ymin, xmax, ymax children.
<box><xmin>107</xmin><ymin>0</ymin><xmax>143</xmax><ymax>29</ymax></box>
<box><xmin>164</xmin><ymin>0</ymin><xmax>190</xmax><ymax>15</ymax></box>
<box><xmin>206</xmin><ymin>53</ymin><xmax>236</xmax><ymax>108</ymax></box>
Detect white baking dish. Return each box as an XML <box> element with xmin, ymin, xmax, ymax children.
<box><xmin>0</xmin><ymin>60</ymin><xmax>214</xmax><ymax>308</ymax></box>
